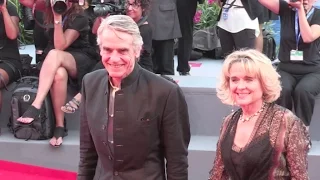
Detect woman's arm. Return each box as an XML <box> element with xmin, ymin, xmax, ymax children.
<box><xmin>208</xmin><ymin>115</ymin><xmax>232</xmax><ymax>180</ymax></box>
<box><xmin>295</xmin><ymin>1</ymin><xmax>320</xmax><ymax>43</ymax></box>
<box><xmin>92</xmin><ymin>17</ymin><xmax>103</xmax><ymax>35</ymax></box>
<box><xmin>284</xmin><ymin>111</ymin><xmax>310</xmax><ymax>180</ymax></box>
<box><xmin>19</xmin><ymin>0</ymin><xmax>47</xmax><ymax>11</ymax></box>
<box><xmin>92</xmin><ymin>16</ymin><xmax>109</xmax><ymax>35</ymax></box>
<box><xmin>0</xmin><ymin>1</ymin><xmax>19</xmax><ymax>40</ymax></box>
<box><xmin>53</xmin><ymin>15</ymin><xmax>79</xmax><ymax>50</ymax></box>
<box><xmin>258</xmin><ymin>0</ymin><xmax>280</xmax><ymax>14</ymax></box>
<box><xmin>53</xmin><ymin>14</ymin><xmax>88</xmax><ymax>50</ymax></box>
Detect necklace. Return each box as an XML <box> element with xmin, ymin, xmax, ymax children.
<box><xmin>239</xmin><ymin>102</ymin><xmax>266</xmax><ymax>122</ymax></box>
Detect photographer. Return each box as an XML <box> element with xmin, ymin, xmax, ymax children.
<box><xmin>259</xmin><ymin>0</ymin><xmax>320</xmax><ymax>129</ymax></box>
<box><xmin>17</xmin><ymin>0</ymin><xmax>98</xmax><ymax>147</ymax></box>
<box><xmin>0</xmin><ymin>0</ymin><xmax>22</xmax><ymax>111</ymax></box>
<box><xmin>61</xmin><ymin>0</ymin><xmax>154</xmax><ymax>113</ymax></box>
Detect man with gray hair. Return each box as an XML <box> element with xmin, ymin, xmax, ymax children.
<box><xmin>77</xmin><ymin>15</ymin><xmax>191</xmax><ymax>180</ymax></box>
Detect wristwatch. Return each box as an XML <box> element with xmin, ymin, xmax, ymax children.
<box><xmin>54</xmin><ymin>20</ymin><xmax>62</xmax><ymax>25</ymax></box>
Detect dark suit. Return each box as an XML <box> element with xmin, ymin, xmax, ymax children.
<box><xmin>148</xmin><ymin>0</ymin><xmax>181</xmax><ymax>75</ymax></box>
<box><xmin>77</xmin><ymin>64</ymin><xmax>191</xmax><ymax>180</ymax></box>
<box><xmin>176</xmin><ymin>0</ymin><xmax>203</xmax><ymax>73</ymax></box>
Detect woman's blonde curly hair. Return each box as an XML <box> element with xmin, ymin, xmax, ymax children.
<box><xmin>217</xmin><ymin>49</ymin><xmax>282</xmax><ymax>105</ymax></box>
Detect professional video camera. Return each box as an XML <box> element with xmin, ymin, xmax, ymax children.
<box><xmin>0</xmin><ymin>0</ymin><xmax>4</xmax><ymax>6</ymax></box>
<box><xmin>91</xmin><ymin>0</ymin><xmax>126</xmax><ymax>17</ymax></box>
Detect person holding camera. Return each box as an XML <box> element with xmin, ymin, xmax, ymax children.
<box><xmin>17</xmin><ymin>0</ymin><xmax>98</xmax><ymax>147</ymax></box>
<box><xmin>61</xmin><ymin>0</ymin><xmax>154</xmax><ymax>113</ymax></box>
<box><xmin>0</xmin><ymin>0</ymin><xmax>22</xmax><ymax>112</ymax></box>
<box><xmin>259</xmin><ymin>0</ymin><xmax>320</xmax><ymax>129</ymax></box>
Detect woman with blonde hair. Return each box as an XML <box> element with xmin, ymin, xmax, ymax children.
<box><xmin>209</xmin><ymin>49</ymin><xmax>310</xmax><ymax>179</ymax></box>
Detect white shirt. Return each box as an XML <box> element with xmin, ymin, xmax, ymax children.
<box><xmin>217</xmin><ymin>0</ymin><xmax>260</xmax><ymax>37</ymax></box>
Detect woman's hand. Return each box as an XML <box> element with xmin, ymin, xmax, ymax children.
<box><xmin>0</xmin><ymin>0</ymin><xmax>7</xmax><ymax>12</ymax></box>
<box><xmin>51</xmin><ymin>0</ymin><xmax>63</xmax><ymax>20</ymax></box>
<box><xmin>288</xmin><ymin>0</ymin><xmax>308</xmax><ymax>10</ymax></box>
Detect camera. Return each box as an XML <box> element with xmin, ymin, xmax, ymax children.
<box><xmin>51</xmin><ymin>0</ymin><xmax>84</xmax><ymax>14</ymax></box>
<box><xmin>0</xmin><ymin>0</ymin><xmax>4</xmax><ymax>6</ymax></box>
<box><xmin>91</xmin><ymin>0</ymin><xmax>126</xmax><ymax>17</ymax></box>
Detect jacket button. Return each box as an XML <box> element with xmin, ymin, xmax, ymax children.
<box><xmin>114</xmin><ymin>171</ymin><xmax>119</xmax><ymax>176</ymax></box>
<box><xmin>102</xmin><ymin>125</ymin><xmax>106</xmax><ymax>130</ymax></box>
<box><xmin>108</xmin><ymin>155</ymin><xmax>112</xmax><ymax>160</ymax></box>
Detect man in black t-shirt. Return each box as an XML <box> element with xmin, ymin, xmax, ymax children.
<box><xmin>259</xmin><ymin>0</ymin><xmax>320</xmax><ymax>127</ymax></box>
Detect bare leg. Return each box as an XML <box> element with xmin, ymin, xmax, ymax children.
<box><xmin>49</xmin><ymin>67</ymin><xmax>68</xmax><ymax>146</ymax></box>
<box><xmin>255</xmin><ymin>24</ymin><xmax>264</xmax><ymax>52</ymax></box>
<box><xmin>18</xmin><ymin>49</ymin><xmax>78</xmax><ymax>123</ymax></box>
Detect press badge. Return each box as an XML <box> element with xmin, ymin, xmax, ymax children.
<box><xmin>222</xmin><ymin>9</ymin><xmax>229</xmax><ymax>20</ymax></box>
<box><xmin>290</xmin><ymin>50</ymin><xmax>303</xmax><ymax>61</ymax></box>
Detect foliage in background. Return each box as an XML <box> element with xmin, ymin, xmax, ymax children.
<box><xmin>9</xmin><ymin>0</ymin><xmax>34</xmax><ymax>46</ymax></box>
<box><xmin>194</xmin><ymin>0</ymin><xmax>221</xmax><ymax>30</ymax></box>
<box><xmin>263</xmin><ymin>21</ymin><xmax>277</xmax><ymax>36</ymax></box>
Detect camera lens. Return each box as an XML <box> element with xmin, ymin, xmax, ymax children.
<box><xmin>53</xmin><ymin>0</ymin><xmax>68</xmax><ymax>14</ymax></box>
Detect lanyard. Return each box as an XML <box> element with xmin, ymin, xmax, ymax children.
<box><xmin>295</xmin><ymin>7</ymin><xmax>315</xmax><ymax>49</ymax></box>
<box><xmin>223</xmin><ymin>0</ymin><xmax>237</xmax><ymax>10</ymax></box>
<box><xmin>62</xmin><ymin>16</ymin><xmax>68</xmax><ymax>27</ymax></box>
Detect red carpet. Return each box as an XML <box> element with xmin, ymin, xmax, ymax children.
<box><xmin>0</xmin><ymin>160</ymin><xmax>76</xmax><ymax>180</ymax></box>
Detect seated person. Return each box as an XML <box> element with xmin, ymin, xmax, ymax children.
<box><xmin>0</xmin><ymin>0</ymin><xmax>22</xmax><ymax>111</ymax></box>
<box><xmin>259</xmin><ymin>0</ymin><xmax>320</xmax><ymax>128</ymax></box>
<box><xmin>17</xmin><ymin>0</ymin><xmax>98</xmax><ymax>147</ymax></box>
<box><xmin>61</xmin><ymin>0</ymin><xmax>153</xmax><ymax>113</ymax></box>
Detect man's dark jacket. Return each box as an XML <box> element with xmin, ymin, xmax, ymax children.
<box><xmin>77</xmin><ymin>64</ymin><xmax>191</xmax><ymax>180</ymax></box>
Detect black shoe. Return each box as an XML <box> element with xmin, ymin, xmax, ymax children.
<box><xmin>179</xmin><ymin>72</ymin><xmax>190</xmax><ymax>76</ymax></box>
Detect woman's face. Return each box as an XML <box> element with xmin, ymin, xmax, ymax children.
<box><xmin>229</xmin><ymin>62</ymin><xmax>264</xmax><ymax>107</ymax></box>
<box><xmin>126</xmin><ymin>0</ymin><xmax>143</xmax><ymax>22</ymax></box>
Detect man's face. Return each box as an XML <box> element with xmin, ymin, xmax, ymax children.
<box><xmin>99</xmin><ymin>28</ymin><xmax>139</xmax><ymax>79</ymax></box>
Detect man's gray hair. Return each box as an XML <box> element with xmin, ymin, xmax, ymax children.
<box><xmin>97</xmin><ymin>15</ymin><xmax>143</xmax><ymax>52</ymax></box>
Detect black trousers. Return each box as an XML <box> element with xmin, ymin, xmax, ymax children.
<box><xmin>276</xmin><ymin>70</ymin><xmax>320</xmax><ymax>126</ymax></box>
<box><xmin>152</xmin><ymin>39</ymin><xmax>175</xmax><ymax>75</ymax></box>
<box><xmin>176</xmin><ymin>0</ymin><xmax>198</xmax><ymax>73</ymax></box>
<box><xmin>218</xmin><ymin>28</ymin><xmax>256</xmax><ymax>57</ymax></box>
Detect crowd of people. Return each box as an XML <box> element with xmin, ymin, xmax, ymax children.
<box><xmin>0</xmin><ymin>0</ymin><xmax>319</xmax><ymax>179</ymax></box>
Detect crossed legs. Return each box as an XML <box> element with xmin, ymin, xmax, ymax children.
<box><xmin>17</xmin><ymin>49</ymin><xmax>78</xmax><ymax>146</ymax></box>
